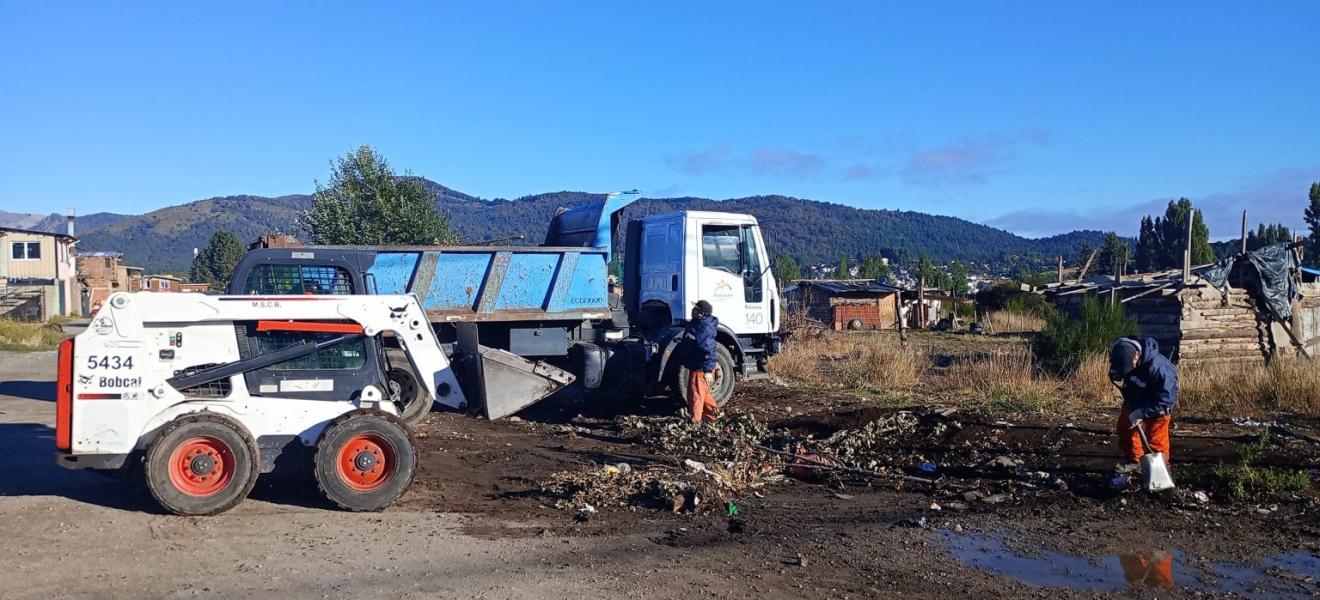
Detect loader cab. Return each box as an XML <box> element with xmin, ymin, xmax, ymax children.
<box><xmin>629</xmin><ymin>211</ymin><xmax>778</xmax><ymax>337</ymax></box>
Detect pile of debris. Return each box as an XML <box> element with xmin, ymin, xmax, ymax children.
<box><xmin>540</xmin><ymin>408</ymin><xmax>961</xmax><ymax>515</ymax></box>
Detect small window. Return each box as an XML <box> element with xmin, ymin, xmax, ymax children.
<box><xmin>244</xmin><ymin>264</ymin><xmax>354</xmax><ymax>295</ymax></box>
<box><xmin>103</xmin><ymin>257</ymin><xmax>112</xmax><ymax>268</ymax></box>
<box><xmin>10</xmin><ymin>242</ymin><xmax>40</xmax><ymax>260</ymax></box>
<box><xmin>701</xmin><ymin>226</ymin><xmax>742</xmax><ymax>273</ymax></box>
<box><xmin>160</xmin><ymin>279</ymin><xmax>171</xmax><ymax>290</ymax></box>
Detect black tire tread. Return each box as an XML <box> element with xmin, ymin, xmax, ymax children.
<box><xmin>143</xmin><ymin>411</ymin><xmax>260</xmax><ymax>516</ymax></box>
<box><xmin>313</xmin><ymin>409</ymin><xmax>418</xmax><ymax>512</ymax></box>
<box><xmin>674</xmin><ymin>344</ymin><xmax>737</xmax><ymax>407</ymax></box>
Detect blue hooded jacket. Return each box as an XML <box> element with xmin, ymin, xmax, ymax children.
<box><xmin>1119</xmin><ymin>337</ymin><xmax>1178</xmax><ymax>421</ymax></box>
<box><xmin>680</xmin><ymin>315</ymin><xmax>720</xmax><ymax>372</ymax></box>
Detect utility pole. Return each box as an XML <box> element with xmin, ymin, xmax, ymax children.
<box><xmin>1241</xmin><ymin>211</ymin><xmax>1248</xmax><ymax>254</ymax></box>
<box><xmin>1183</xmin><ymin>208</ymin><xmax>1194</xmax><ymax>281</ymax></box>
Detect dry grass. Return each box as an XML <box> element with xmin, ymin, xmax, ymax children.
<box><xmin>770</xmin><ymin>330</ymin><xmax>1320</xmax><ymax>418</ymax></box>
<box><xmin>1178</xmin><ymin>359</ymin><xmax>1320</xmax><ymax>416</ymax></box>
<box><xmin>0</xmin><ymin>320</ymin><xmax>65</xmax><ymax>351</ymax></box>
<box><xmin>767</xmin><ymin>334</ymin><xmax>921</xmax><ymax>391</ymax></box>
<box><xmin>984</xmin><ymin>310</ymin><xmax>1046</xmax><ymax>334</ymax></box>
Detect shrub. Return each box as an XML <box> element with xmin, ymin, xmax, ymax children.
<box><xmin>1034</xmin><ymin>296</ymin><xmax>1138</xmax><ymax>375</ymax></box>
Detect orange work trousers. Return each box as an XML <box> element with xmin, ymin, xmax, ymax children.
<box><xmin>688</xmin><ymin>370</ymin><xmax>720</xmax><ymax>423</ymax></box>
<box><xmin>1117</xmin><ymin>406</ymin><xmax>1171</xmax><ymax>463</ymax></box>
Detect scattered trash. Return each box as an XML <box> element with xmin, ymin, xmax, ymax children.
<box><xmin>1192</xmin><ymin>491</ymin><xmax>1210</xmax><ymax>504</ymax></box>
<box><xmin>944</xmin><ymin>502</ymin><xmax>968</xmax><ymax>511</ymax></box>
<box><xmin>994</xmin><ymin>421</ymin><xmax>1015</xmax><ymax>428</ymax></box>
<box><xmin>1112</xmin><ymin>476</ymin><xmax>1130</xmax><ymax>488</ymax></box>
<box><xmin>580</xmin><ymin>503</ymin><xmax>596</xmax><ymax>514</ymax></box>
<box><xmin>603</xmin><ymin>465</ymin><xmax>620</xmax><ymax>475</ymax></box>
<box><xmin>726</xmin><ymin>501</ymin><xmax>740</xmax><ymax>516</ymax></box>
<box><xmin>918</xmin><ymin>516</ymin><xmax>928</xmax><ymax>527</ymax></box>
<box><xmin>981</xmin><ymin>494</ymin><xmax>1009</xmax><ymax>505</ymax></box>
<box><xmin>929</xmin><ymin>502</ymin><xmax>941</xmax><ymax>511</ymax></box>
<box><xmin>617</xmin><ymin>462</ymin><xmax>632</xmax><ymax>474</ymax></box>
<box><xmin>921</xmin><ymin>462</ymin><xmax>938</xmax><ymax>473</ymax></box>
<box><xmin>833</xmin><ymin>493</ymin><xmax>855</xmax><ymax>500</ymax></box>
<box><xmin>796</xmin><ymin>553</ymin><xmax>809</xmax><ymax>567</ymax></box>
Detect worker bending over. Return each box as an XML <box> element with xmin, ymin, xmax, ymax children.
<box><xmin>682</xmin><ymin>300</ymin><xmax>721</xmax><ymax>423</ymax></box>
<box><xmin>1109</xmin><ymin>337</ymin><xmax>1178</xmax><ymax>471</ymax></box>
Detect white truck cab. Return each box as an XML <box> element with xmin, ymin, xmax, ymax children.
<box><xmin>636</xmin><ymin>211</ymin><xmax>779</xmax><ymax>336</ymax></box>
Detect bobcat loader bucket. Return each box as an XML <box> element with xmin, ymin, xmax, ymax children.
<box><xmin>451</xmin><ymin>323</ymin><xmax>576</xmax><ymax>420</ymax></box>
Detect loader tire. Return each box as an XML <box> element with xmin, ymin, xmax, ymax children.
<box><xmin>144</xmin><ymin>412</ymin><xmax>260</xmax><ymax>516</ymax></box>
<box><xmin>385</xmin><ymin>348</ymin><xmax>433</xmax><ymax>427</ymax></box>
<box><xmin>314</xmin><ymin>409</ymin><xmax>417</xmax><ymax>512</ymax></box>
<box><xmin>674</xmin><ymin>344</ymin><xmax>737</xmax><ymax>408</ymax></box>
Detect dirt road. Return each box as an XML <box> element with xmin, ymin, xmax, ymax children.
<box><xmin>3</xmin><ymin>350</ymin><xmax>1319</xmax><ymax>599</ymax></box>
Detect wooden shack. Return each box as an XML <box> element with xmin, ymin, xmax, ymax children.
<box><xmin>784</xmin><ymin>280</ymin><xmax>903</xmax><ymax>331</ymax></box>
<box><xmin>1044</xmin><ymin>272</ymin><xmax>1320</xmax><ymax>364</ymax></box>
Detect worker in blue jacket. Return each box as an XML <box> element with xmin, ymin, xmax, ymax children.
<box><xmin>1109</xmin><ymin>336</ymin><xmax>1178</xmax><ymax>470</ymax></box>
<box><xmin>681</xmin><ymin>300</ymin><xmax>721</xmax><ymax>423</ymax></box>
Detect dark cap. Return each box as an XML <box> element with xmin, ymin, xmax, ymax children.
<box><xmin>1109</xmin><ymin>339</ymin><xmax>1139</xmax><ymax>380</ymax></box>
<box><xmin>692</xmin><ymin>300</ymin><xmax>714</xmax><ymax>316</ymax></box>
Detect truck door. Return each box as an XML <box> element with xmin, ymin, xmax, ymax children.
<box><xmin>694</xmin><ymin>223</ymin><xmax>772</xmax><ymax>335</ymax></box>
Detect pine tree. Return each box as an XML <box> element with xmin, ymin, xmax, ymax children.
<box><xmin>1097</xmin><ymin>232</ymin><xmax>1129</xmax><ymax>277</ymax></box>
<box><xmin>1305</xmin><ymin>182</ymin><xmax>1320</xmax><ymax>267</ymax></box>
<box><xmin>190</xmin><ymin>230</ymin><xmax>246</xmax><ymax>289</ymax></box>
<box><xmin>1076</xmin><ymin>242</ymin><xmax>1094</xmax><ymax>270</ymax></box>
<box><xmin>773</xmin><ymin>253</ymin><xmax>801</xmax><ymax>286</ymax></box>
<box><xmin>1134</xmin><ymin>216</ymin><xmax>1158</xmax><ymax>273</ymax></box>
<box><xmin>837</xmin><ymin>253</ymin><xmax>850</xmax><ymax>279</ymax></box>
<box><xmin>949</xmin><ymin>261</ymin><xmax>968</xmax><ymax>295</ymax></box>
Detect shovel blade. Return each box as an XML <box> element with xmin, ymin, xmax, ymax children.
<box><xmin>1141</xmin><ymin>452</ymin><xmax>1175</xmax><ymax>491</ymax></box>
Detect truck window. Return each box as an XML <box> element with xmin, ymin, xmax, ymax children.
<box><xmin>244</xmin><ymin>264</ymin><xmax>354</xmax><ymax>295</ymax></box>
<box><xmin>742</xmin><ymin>225</ymin><xmax>764</xmax><ymax>303</ymax></box>
<box><xmin>701</xmin><ymin>226</ymin><xmax>742</xmax><ymax>274</ymax></box>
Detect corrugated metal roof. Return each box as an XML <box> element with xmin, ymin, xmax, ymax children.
<box><xmin>797</xmin><ymin>279</ymin><xmax>904</xmax><ymax>294</ymax></box>
<box><xmin>79</xmin><ymin>251</ymin><xmax>122</xmax><ymax>257</ymax></box>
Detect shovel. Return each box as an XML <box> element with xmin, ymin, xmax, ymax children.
<box><xmin>1133</xmin><ymin>423</ymin><xmax>1176</xmax><ymax>492</ymax></box>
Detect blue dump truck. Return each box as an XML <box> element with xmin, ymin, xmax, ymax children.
<box><xmin>227</xmin><ymin>191</ymin><xmax>782</xmax><ymax>423</ymax></box>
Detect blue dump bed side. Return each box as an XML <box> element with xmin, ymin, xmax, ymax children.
<box><xmin>366</xmin><ymin>247</ymin><xmax>612</xmax><ymax>322</ymax></box>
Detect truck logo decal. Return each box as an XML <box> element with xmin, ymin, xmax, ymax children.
<box><xmin>713</xmin><ymin>280</ymin><xmax>735</xmax><ymax>300</ymax></box>
<box><xmin>77</xmin><ymin>374</ymin><xmax>93</xmax><ymax>385</ymax></box>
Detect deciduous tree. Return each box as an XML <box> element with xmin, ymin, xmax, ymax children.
<box><xmin>300</xmin><ymin>144</ymin><xmax>460</xmax><ymax>245</ymax></box>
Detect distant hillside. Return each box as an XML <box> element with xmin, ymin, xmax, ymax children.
<box><xmin>0</xmin><ymin>210</ymin><xmax>47</xmax><ymax>230</ymax></box>
<box><xmin>450</xmin><ymin>191</ymin><xmax>1111</xmax><ymax>269</ymax></box>
<box><xmin>61</xmin><ymin>180</ymin><xmax>1111</xmax><ymax>274</ymax></box>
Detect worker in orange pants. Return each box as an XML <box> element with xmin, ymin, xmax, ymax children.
<box><xmin>1109</xmin><ymin>337</ymin><xmax>1177</xmax><ymax>471</ymax></box>
<box><xmin>688</xmin><ymin>369</ymin><xmax>720</xmax><ymax>423</ymax></box>
<box><xmin>1117</xmin><ymin>406</ymin><xmax>1171</xmax><ymax>463</ymax></box>
<box><xmin>681</xmin><ymin>300</ymin><xmax>722</xmax><ymax>423</ymax></box>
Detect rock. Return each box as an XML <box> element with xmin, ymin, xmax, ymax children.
<box><xmin>944</xmin><ymin>502</ymin><xmax>968</xmax><ymax>511</ymax></box>
<box><xmin>1192</xmin><ymin>491</ymin><xmax>1210</xmax><ymax>504</ymax></box>
<box><xmin>797</xmin><ymin>553</ymin><xmax>809</xmax><ymax>567</ymax></box>
<box><xmin>953</xmin><ymin>524</ymin><xmax>964</xmax><ymax>534</ymax></box>
<box><xmin>616</xmin><ymin>462</ymin><xmax>632</xmax><ymax>474</ymax></box>
<box><xmin>507</xmin><ymin>416</ymin><xmax>523</xmax><ymax>422</ymax></box>
<box><xmin>962</xmin><ymin>491</ymin><xmax>985</xmax><ymax>502</ymax></box>
<box><xmin>981</xmin><ymin>494</ymin><xmax>1009</xmax><ymax>505</ymax></box>
<box><xmin>1256</xmin><ymin>508</ymin><xmax>1272</xmax><ymax>515</ymax></box>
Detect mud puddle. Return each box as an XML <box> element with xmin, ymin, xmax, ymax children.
<box><xmin>940</xmin><ymin>529</ymin><xmax>1320</xmax><ymax>598</ymax></box>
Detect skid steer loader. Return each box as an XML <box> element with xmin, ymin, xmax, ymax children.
<box><xmin>54</xmin><ymin>291</ymin><xmax>465</xmax><ymax>516</ymax></box>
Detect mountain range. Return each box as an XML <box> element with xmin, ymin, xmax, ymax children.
<box><xmin>0</xmin><ymin>181</ymin><xmax>1111</xmax><ymax>275</ymax></box>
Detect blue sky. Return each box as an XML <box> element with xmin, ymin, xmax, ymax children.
<box><xmin>1</xmin><ymin>1</ymin><xmax>1317</xmax><ymax>239</ymax></box>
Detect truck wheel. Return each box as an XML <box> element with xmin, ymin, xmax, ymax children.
<box><xmin>314</xmin><ymin>409</ymin><xmax>417</xmax><ymax>512</ymax></box>
<box><xmin>385</xmin><ymin>348</ymin><xmax>432</xmax><ymax>426</ymax></box>
<box><xmin>675</xmin><ymin>345</ymin><xmax>737</xmax><ymax>407</ymax></box>
<box><xmin>144</xmin><ymin>412</ymin><xmax>260</xmax><ymax>516</ymax></box>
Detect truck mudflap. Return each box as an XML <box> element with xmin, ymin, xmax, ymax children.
<box><xmin>451</xmin><ymin>323</ymin><xmax>576</xmax><ymax>420</ymax></box>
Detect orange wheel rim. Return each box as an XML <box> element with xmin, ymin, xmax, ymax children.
<box><xmin>168</xmin><ymin>437</ymin><xmax>235</xmax><ymax>497</ymax></box>
<box><xmin>336</xmin><ymin>434</ymin><xmax>394</xmax><ymax>491</ymax></box>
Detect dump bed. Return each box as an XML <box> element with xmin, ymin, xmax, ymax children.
<box><xmin>230</xmin><ymin>245</ymin><xmax>613</xmax><ymax>323</ymax></box>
